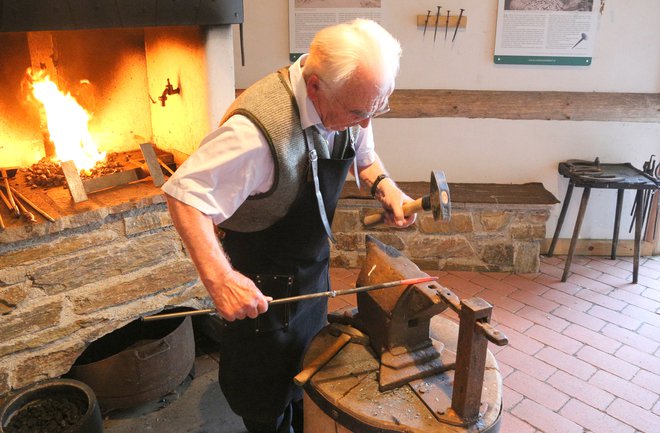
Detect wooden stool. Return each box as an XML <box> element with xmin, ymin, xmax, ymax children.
<box><xmin>547</xmin><ymin>162</ymin><xmax>659</xmax><ymax>283</ymax></box>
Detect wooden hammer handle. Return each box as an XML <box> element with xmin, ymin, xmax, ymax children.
<box><xmin>293</xmin><ymin>333</ymin><xmax>351</xmax><ymax>386</ymax></box>
<box><xmin>363</xmin><ymin>197</ymin><xmax>425</xmax><ymax>226</ymax></box>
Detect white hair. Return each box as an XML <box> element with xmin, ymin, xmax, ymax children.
<box><xmin>304</xmin><ymin>19</ymin><xmax>401</xmax><ymax>94</ymax></box>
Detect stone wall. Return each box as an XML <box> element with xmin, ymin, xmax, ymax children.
<box><xmin>330</xmin><ymin>197</ymin><xmax>553</xmax><ymax>274</ymax></box>
<box><xmin>0</xmin><ymin>194</ymin><xmax>205</xmax><ymax>399</ymax></box>
<box><xmin>0</xmin><ymin>182</ymin><xmax>555</xmax><ymax>399</ymax></box>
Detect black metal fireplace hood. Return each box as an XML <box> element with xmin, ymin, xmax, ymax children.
<box><xmin>0</xmin><ymin>0</ymin><xmax>243</xmax><ymax>32</ymax></box>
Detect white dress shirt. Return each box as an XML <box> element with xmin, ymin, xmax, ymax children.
<box><xmin>162</xmin><ymin>54</ymin><xmax>377</xmax><ymax>225</ymax></box>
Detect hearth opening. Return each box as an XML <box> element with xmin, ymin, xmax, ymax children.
<box><xmin>0</xmin><ymin>0</ymin><xmax>241</xmax><ymax>401</ymax></box>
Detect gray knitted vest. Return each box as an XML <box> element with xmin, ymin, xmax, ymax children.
<box><xmin>217</xmin><ymin>69</ymin><xmax>330</xmax><ymax>232</ymax></box>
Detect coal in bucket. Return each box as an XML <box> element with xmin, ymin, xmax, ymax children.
<box><xmin>0</xmin><ymin>378</ymin><xmax>103</xmax><ymax>433</ymax></box>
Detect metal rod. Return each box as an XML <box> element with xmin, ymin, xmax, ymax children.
<box><xmin>1</xmin><ymin>170</ymin><xmax>19</xmax><ymax>218</ymax></box>
<box><xmin>444</xmin><ymin>10</ymin><xmax>450</xmax><ymax>40</ymax></box>
<box><xmin>157</xmin><ymin>158</ymin><xmax>175</xmax><ymax>176</ymax></box>
<box><xmin>142</xmin><ymin>276</ymin><xmax>439</xmax><ymax>322</ymax></box>
<box><xmin>0</xmin><ymin>190</ymin><xmax>12</xmax><ymax>213</ymax></box>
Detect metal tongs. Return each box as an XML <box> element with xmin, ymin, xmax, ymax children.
<box><xmin>566</xmin><ymin>157</ymin><xmax>624</xmax><ymax>182</ymax></box>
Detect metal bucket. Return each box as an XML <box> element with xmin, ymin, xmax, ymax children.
<box><xmin>68</xmin><ymin>314</ymin><xmax>194</xmax><ymax>411</ymax></box>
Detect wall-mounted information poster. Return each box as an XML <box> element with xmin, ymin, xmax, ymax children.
<box><xmin>289</xmin><ymin>0</ymin><xmax>382</xmax><ymax>62</ymax></box>
<box><xmin>494</xmin><ymin>0</ymin><xmax>600</xmax><ymax>66</ymax></box>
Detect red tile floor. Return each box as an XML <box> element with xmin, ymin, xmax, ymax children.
<box><xmin>328</xmin><ymin>255</ymin><xmax>660</xmax><ymax>433</ymax></box>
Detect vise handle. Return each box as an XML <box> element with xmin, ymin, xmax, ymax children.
<box><xmin>435</xmin><ymin>289</ymin><xmax>508</xmax><ymax>346</ymax></box>
<box><xmin>476</xmin><ymin>321</ymin><xmax>508</xmax><ymax>346</ymax></box>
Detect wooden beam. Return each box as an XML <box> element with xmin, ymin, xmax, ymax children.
<box><xmin>236</xmin><ymin>89</ymin><xmax>660</xmax><ymax>123</ymax></box>
<box><xmin>385</xmin><ymin>90</ymin><xmax>660</xmax><ymax>123</ymax></box>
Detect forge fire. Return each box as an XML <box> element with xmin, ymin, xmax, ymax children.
<box><xmin>0</xmin><ymin>24</ymin><xmax>224</xmax><ymax>229</ymax></box>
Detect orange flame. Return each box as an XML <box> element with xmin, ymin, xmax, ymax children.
<box><xmin>29</xmin><ymin>70</ymin><xmax>105</xmax><ymax>171</ymax></box>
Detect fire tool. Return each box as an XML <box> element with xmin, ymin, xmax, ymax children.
<box><xmin>1</xmin><ymin>169</ymin><xmax>19</xmax><ymax>218</ymax></box>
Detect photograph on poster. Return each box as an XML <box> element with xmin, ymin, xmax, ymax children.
<box><xmin>295</xmin><ymin>0</ymin><xmax>380</xmax><ymax>7</ymax></box>
<box><xmin>504</xmin><ymin>0</ymin><xmax>594</xmax><ymax>12</ymax></box>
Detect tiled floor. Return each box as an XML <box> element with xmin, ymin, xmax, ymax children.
<box><xmin>329</xmin><ymin>255</ymin><xmax>660</xmax><ymax>433</ymax></box>
<box><xmin>106</xmin><ymin>254</ymin><xmax>660</xmax><ymax>433</ymax></box>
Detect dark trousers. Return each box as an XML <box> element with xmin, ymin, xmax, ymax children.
<box><xmin>218</xmin><ymin>299</ymin><xmax>326</xmax><ymax>433</ymax></box>
<box><xmin>242</xmin><ymin>399</ymin><xmax>304</xmax><ymax>433</ymax></box>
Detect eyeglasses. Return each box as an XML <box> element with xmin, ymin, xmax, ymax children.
<box><xmin>320</xmin><ymin>78</ymin><xmax>390</xmax><ymax>121</ymax></box>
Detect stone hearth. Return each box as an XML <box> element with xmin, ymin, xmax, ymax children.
<box><xmin>0</xmin><ymin>182</ymin><xmax>206</xmax><ymax>398</ymax></box>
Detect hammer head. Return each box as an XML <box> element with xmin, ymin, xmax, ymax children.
<box><xmin>430</xmin><ymin>170</ymin><xmax>451</xmax><ymax>221</ymax></box>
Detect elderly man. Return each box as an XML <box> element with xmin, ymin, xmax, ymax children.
<box><xmin>162</xmin><ymin>18</ymin><xmax>414</xmax><ymax>433</ymax></box>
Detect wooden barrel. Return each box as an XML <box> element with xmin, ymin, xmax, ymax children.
<box><xmin>302</xmin><ymin>315</ymin><xmax>503</xmax><ymax>433</ymax></box>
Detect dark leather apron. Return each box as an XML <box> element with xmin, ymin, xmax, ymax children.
<box><xmin>218</xmin><ymin>132</ymin><xmax>355</xmax><ymax>424</ymax></box>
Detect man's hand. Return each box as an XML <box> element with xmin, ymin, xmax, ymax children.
<box><xmin>207</xmin><ymin>269</ymin><xmax>272</xmax><ymax>321</ymax></box>
<box><xmin>376</xmin><ymin>178</ymin><xmax>417</xmax><ymax>227</ymax></box>
<box><xmin>358</xmin><ymin>157</ymin><xmax>416</xmax><ymax>228</ymax></box>
<box><xmin>164</xmin><ymin>194</ymin><xmax>272</xmax><ymax>322</ymax></box>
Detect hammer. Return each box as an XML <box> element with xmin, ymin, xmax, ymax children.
<box><xmin>293</xmin><ymin>323</ymin><xmax>369</xmax><ymax>386</ymax></box>
<box><xmin>363</xmin><ymin>170</ymin><xmax>451</xmax><ymax>226</ymax></box>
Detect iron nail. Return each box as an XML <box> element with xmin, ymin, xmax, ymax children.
<box><xmin>433</xmin><ymin>6</ymin><xmax>441</xmax><ymax>43</ymax></box>
<box><xmin>444</xmin><ymin>10</ymin><xmax>450</xmax><ymax>40</ymax></box>
<box><xmin>423</xmin><ymin>10</ymin><xmax>431</xmax><ymax>39</ymax></box>
<box><xmin>452</xmin><ymin>8</ymin><xmax>465</xmax><ymax>42</ymax></box>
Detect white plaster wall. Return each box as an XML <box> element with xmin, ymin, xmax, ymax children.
<box><xmin>233</xmin><ymin>0</ymin><xmax>660</xmax><ymax>243</ymax></box>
